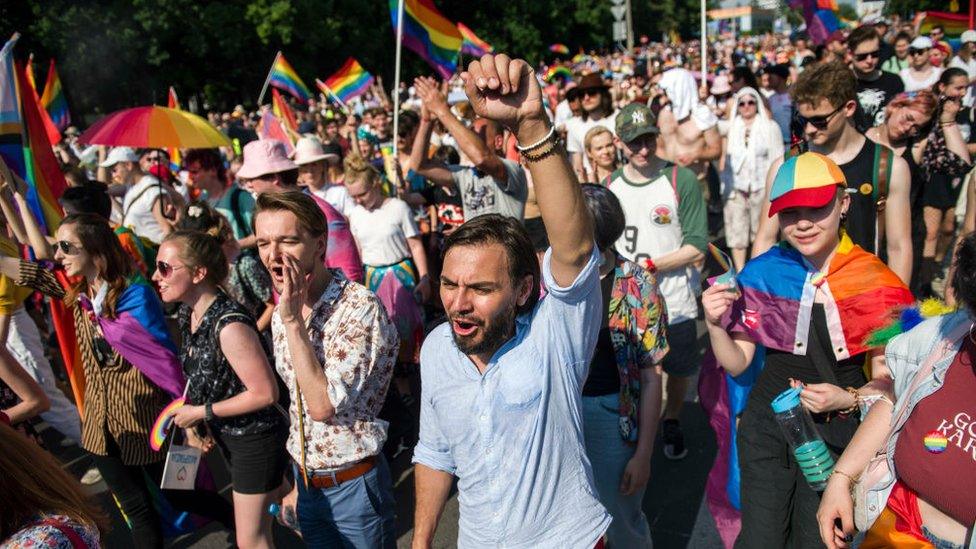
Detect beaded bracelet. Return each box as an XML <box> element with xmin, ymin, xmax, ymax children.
<box><xmin>515</xmin><ymin>125</ymin><xmax>556</xmax><ymax>153</ymax></box>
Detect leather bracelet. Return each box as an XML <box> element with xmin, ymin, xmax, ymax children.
<box><xmin>204</xmin><ymin>402</ymin><xmax>214</xmax><ymax>422</ymax></box>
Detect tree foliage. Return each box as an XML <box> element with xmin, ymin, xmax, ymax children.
<box><xmin>1</xmin><ymin>0</ymin><xmax>709</xmax><ymax>120</ymax></box>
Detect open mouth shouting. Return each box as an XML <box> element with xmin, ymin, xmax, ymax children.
<box><xmin>450</xmin><ymin>316</ymin><xmax>481</xmax><ymax>337</ymax></box>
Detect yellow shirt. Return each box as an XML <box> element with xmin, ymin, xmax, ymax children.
<box><xmin>0</xmin><ymin>237</ymin><xmax>32</xmax><ymax>314</ymax></box>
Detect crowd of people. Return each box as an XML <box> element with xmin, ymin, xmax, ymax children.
<box><xmin>3</xmin><ymin>12</ymin><xmax>976</xmax><ymax>549</ymax></box>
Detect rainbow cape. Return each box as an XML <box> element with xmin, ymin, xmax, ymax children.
<box><xmin>78</xmin><ymin>275</ymin><xmax>185</xmax><ymax>399</ymax></box>
<box><xmin>457</xmin><ymin>22</ymin><xmax>493</xmax><ymax>57</ymax></box>
<box><xmin>268</xmin><ymin>52</ymin><xmax>311</xmax><ymax>102</ymax></box>
<box><xmin>40</xmin><ymin>59</ymin><xmax>70</xmax><ymax>131</ymax></box>
<box><xmin>319</xmin><ymin>58</ymin><xmax>374</xmax><ymax>103</ymax></box>
<box><xmin>389</xmin><ymin>0</ymin><xmax>462</xmax><ymax>80</ymax></box>
<box><xmin>699</xmin><ymin>235</ymin><xmax>914</xmax><ymax>547</ymax></box>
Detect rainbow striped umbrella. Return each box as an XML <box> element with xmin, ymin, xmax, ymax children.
<box><xmin>79</xmin><ymin>106</ymin><xmax>230</xmax><ymax>148</ymax></box>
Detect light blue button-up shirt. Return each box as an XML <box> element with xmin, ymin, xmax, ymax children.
<box><xmin>413</xmin><ymin>248</ymin><xmax>611</xmax><ymax>548</ymax></box>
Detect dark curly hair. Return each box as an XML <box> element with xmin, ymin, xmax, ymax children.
<box><xmin>951</xmin><ymin>233</ymin><xmax>976</xmax><ymax>315</ymax></box>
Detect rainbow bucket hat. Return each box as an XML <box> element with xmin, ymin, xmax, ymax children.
<box><xmin>768</xmin><ymin>152</ymin><xmax>847</xmax><ymax>217</ymax></box>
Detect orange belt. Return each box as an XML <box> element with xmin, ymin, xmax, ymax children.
<box><xmin>307</xmin><ymin>456</ymin><xmax>376</xmax><ymax>489</ymax></box>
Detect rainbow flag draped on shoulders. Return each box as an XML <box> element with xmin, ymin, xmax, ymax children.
<box><xmin>319</xmin><ymin>58</ymin><xmax>374</xmax><ymax>104</ymax></box>
<box><xmin>457</xmin><ymin>22</ymin><xmax>493</xmax><ymax>57</ymax></box>
<box><xmin>389</xmin><ymin>0</ymin><xmax>462</xmax><ymax>79</ymax></box>
<box><xmin>698</xmin><ymin>234</ymin><xmax>914</xmax><ymax>547</ymax></box>
<box><xmin>40</xmin><ymin>59</ymin><xmax>70</xmax><ymax>131</ymax></box>
<box><xmin>268</xmin><ymin>52</ymin><xmax>311</xmax><ymax>102</ymax></box>
<box><xmin>79</xmin><ymin>274</ymin><xmax>185</xmax><ymax>399</ymax></box>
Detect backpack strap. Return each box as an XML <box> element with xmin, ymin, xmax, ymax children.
<box><xmin>872</xmin><ymin>143</ymin><xmax>893</xmax><ymax>250</ymax></box>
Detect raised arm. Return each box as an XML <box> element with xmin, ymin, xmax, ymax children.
<box><xmin>421</xmin><ymin>75</ymin><xmax>508</xmax><ymax>183</ymax></box>
<box><xmin>410</xmin><ymin>78</ymin><xmax>455</xmax><ymax>187</ymax></box>
<box><xmin>461</xmin><ymin>54</ymin><xmax>594</xmax><ymax>286</ymax></box>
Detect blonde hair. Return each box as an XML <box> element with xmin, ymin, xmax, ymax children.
<box><xmin>254</xmin><ymin>190</ymin><xmax>328</xmax><ymax>239</ymax></box>
<box><xmin>583</xmin><ymin>126</ymin><xmax>614</xmax><ymax>153</ymax></box>
<box><xmin>342</xmin><ymin>154</ymin><xmax>381</xmax><ymax>188</ymax></box>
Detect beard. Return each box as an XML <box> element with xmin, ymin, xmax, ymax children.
<box><xmin>450</xmin><ymin>303</ymin><xmax>517</xmax><ymax>357</ymax></box>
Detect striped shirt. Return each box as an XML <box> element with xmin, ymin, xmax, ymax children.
<box><xmin>19</xmin><ymin>261</ymin><xmax>167</xmax><ymax>465</ymax></box>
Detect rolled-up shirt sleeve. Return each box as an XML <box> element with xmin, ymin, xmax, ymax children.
<box><xmin>412</xmin><ymin>390</ymin><xmax>457</xmax><ymax>474</ymax></box>
<box><xmin>541</xmin><ymin>246</ymin><xmax>603</xmax><ymax>381</ymax></box>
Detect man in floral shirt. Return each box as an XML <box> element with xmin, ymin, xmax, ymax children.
<box><xmin>254</xmin><ymin>190</ymin><xmax>399</xmax><ymax>548</ymax></box>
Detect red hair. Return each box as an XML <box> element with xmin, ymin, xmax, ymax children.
<box><xmin>884</xmin><ymin>90</ymin><xmax>937</xmax><ymax>121</ymax></box>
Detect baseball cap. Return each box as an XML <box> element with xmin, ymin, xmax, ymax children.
<box><xmin>615</xmin><ymin>103</ymin><xmax>658</xmax><ymax>144</ymax></box>
<box><xmin>768</xmin><ymin>152</ymin><xmax>847</xmax><ymax>217</ymax></box>
<box><xmin>962</xmin><ymin>30</ymin><xmax>976</xmax><ymax>44</ymax></box>
<box><xmin>910</xmin><ymin>36</ymin><xmax>934</xmax><ymax>50</ymax></box>
<box><xmin>99</xmin><ymin>146</ymin><xmax>140</xmax><ymax>168</ymax></box>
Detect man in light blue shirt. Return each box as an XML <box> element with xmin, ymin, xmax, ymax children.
<box><xmin>411</xmin><ymin>53</ymin><xmax>611</xmax><ymax>549</ymax></box>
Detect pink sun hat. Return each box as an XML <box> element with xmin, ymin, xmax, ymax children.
<box><xmin>237</xmin><ymin>139</ymin><xmax>298</xmax><ymax>179</ymax></box>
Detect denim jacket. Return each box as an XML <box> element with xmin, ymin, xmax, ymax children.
<box><xmin>863</xmin><ymin>310</ymin><xmax>976</xmax><ymax>547</ymax></box>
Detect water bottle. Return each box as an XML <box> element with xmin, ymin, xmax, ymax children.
<box><xmin>770</xmin><ymin>386</ymin><xmax>835</xmax><ymax>491</ymax></box>
<box><xmin>268</xmin><ymin>503</ymin><xmax>301</xmax><ymax>534</ymax></box>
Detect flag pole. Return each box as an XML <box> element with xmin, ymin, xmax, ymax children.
<box><xmin>315</xmin><ymin>79</ymin><xmax>350</xmax><ymax>112</ymax></box>
<box><xmin>392</xmin><ymin>0</ymin><xmax>406</xmax><ymax>159</ymax></box>
<box><xmin>257</xmin><ymin>51</ymin><xmax>280</xmax><ymax>106</ymax></box>
<box><xmin>700</xmin><ymin>0</ymin><xmax>707</xmax><ymax>84</ymax></box>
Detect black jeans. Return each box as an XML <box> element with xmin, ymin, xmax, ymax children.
<box><xmin>89</xmin><ymin>438</ymin><xmax>234</xmax><ymax>548</ymax></box>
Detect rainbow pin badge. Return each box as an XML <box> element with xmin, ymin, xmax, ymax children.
<box><xmin>923</xmin><ymin>430</ymin><xmax>948</xmax><ymax>454</ymax></box>
<box><xmin>149</xmin><ymin>397</ymin><xmax>186</xmax><ymax>451</ymax></box>
<box><xmin>708</xmin><ymin>243</ymin><xmax>739</xmax><ymax>293</ymax></box>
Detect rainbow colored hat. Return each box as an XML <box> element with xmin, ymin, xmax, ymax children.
<box><xmin>768</xmin><ymin>152</ymin><xmax>847</xmax><ymax>217</ymax></box>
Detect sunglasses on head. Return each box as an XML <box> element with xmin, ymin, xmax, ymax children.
<box><xmin>155</xmin><ymin>261</ymin><xmax>186</xmax><ymax>278</ymax></box>
<box><xmin>794</xmin><ymin>104</ymin><xmax>845</xmax><ymax>130</ymax></box>
<box><xmin>55</xmin><ymin>240</ymin><xmax>82</xmax><ymax>255</ymax></box>
<box><xmin>853</xmin><ymin>50</ymin><xmax>880</xmax><ymax>62</ymax></box>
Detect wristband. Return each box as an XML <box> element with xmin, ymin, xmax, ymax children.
<box><xmin>515</xmin><ymin>125</ymin><xmax>556</xmax><ymax>152</ymax></box>
<box><xmin>644</xmin><ymin>257</ymin><xmax>657</xmax><ymax>272</ymax></box>
<box><xmin>204</xmin><ymin>403</ymin><xmax>214</xmax><ymax>422</ymax></box>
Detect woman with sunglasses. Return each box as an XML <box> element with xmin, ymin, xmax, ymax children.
<box><xmin>153</xmin><ymin>228</ymin><xmax>288</xmax><ymax>549</ymax></box>
<box><xmin>723</xmin><ymin>87</ymin><xmax>785</xmax><ymax>270</ymax></box>
<box><xmin>900</xmin><ymin>37</ymin><xmax>943</xmax><ymax>93</ymax></box>
<box><xmin>702</xmin><ymin>153</ymin><xmax>914</xmax><ymax>547</ymax></box>
<box><xmin>0</xmin><ymin>213</ymin><xmax>234</xmax><ymax>548</ymax></box>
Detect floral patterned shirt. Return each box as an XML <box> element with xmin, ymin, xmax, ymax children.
<box><xmin>1</xmin><ymin>514</ymin><xmax>100</xmax><ymax>548</ymax></box>
<box><xmin>272</xmin><ymin>270</ymin><xmax>398</xmax><ymax>470</ymax></box>
<box><xmin>607</xmin><ymin>255</ymin><xmax>670</xmax><ymax>442</ymax></box>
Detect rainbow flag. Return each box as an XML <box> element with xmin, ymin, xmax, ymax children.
<box><xmin>545</xmin><ymin>65</ymin><xmax>573</xmax><ymax>82</ymax></box>
<box><xmin>25</xmin><ymin>55</ymin><xmax>36</xmax><ymax>93</ymax></box>
<box><xmin>457</xmin><ymin>22</ymin><xmax>493</xmax><ymax>57</ymax></box>
<box><xmin>699</xmin><ymin>235</ymin><xmax>914</xmax><ymax>547</ymax></box>
<box><xmin>319</xmin><ymin>58</ymin><xmax>374</xmax><ymax>103</ymax></box>
<box><xmin>268</xmin><ymin>52</ymin><xmax>311</xmax><ymax>102</ymax></box>
<box><xmin>389</xmin><ymin>0</ymin><xmax>462</xmax><ymax>80</ymax></box>
<box><xmin>271</xmin><ymin>88</ymin><xmax>299</xmax><ymax>136</ymax></box>
<box><xmin>917</xmin><ymin>11</ymin><xmax>968</xmax><ymax>39</ymax></box>
<box><xmin>40</xmin><ymin>59</ymin><xmax>70</xmax><ymax>132</ymax></box>
<box><xmin>549</xmin><ymin>43</ymin><xmax>570</xmax><ymax>55</ymax></box>
<box><xmin>258</xmin><ymin>110</ymin><xmax>294</xmax><ymax>156</ymax></box>
<box><xmin>166</xmin><ymin>86</ymin><xmax>181</xmax><ymax>172</ymax></box>
<box><xmin>790</xmin><ymin>0</ymin><xmax>840</xmax><ymax>45</ymax></box>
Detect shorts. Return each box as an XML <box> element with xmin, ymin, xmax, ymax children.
<box><xmin>523</xmin><ymin>216</ymin><xmax>550</xmax><ymax>252</ymax></box>
<box><xmin>662</xmin><ymin>319</ymin><xmax>700</xmax><ymax>377</ymax></box>
<box><xmin>922</xmin><ymin>173</ymin><xmax>965</xmax><ymax>211</ymax></box>
<box><xmin>215</xmin><ymin>427</ymin><xmax>289</xmax><ymax>494</ymax></box>
<box><xmin>723</xmin><ymin>189</ymin><xmax>764</xmax><ymax>249</ymax></box>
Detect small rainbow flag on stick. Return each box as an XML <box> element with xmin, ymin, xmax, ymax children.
<box><xmin>40</xmin><ymin>59</ymin><xmax>70</xmax><ymax>131</ymax></box>
<box><xmin>263</xmin><ymin>51</ymin><xmax>311</xmax><ymax>103</ymax></box>
<box><xmin>166</xmin><ymin>86</ymin><xmax>181</xmax><ymax>171</ymax></box>
<box><xmin>271</xmin><ymin>88</ymin><xmax>299</xmax><ymax>137</ymax></box>
<box><xmin>457</xmin><ymin>22</ymin><xmax>493</xmax><ymax>57</ymax></box>
<box><xmin>390</xmin><ymin>0</ymin><xmax>463</xmax><ymax>79</ymax></box>
<box><xmin>318</xmin><ymin>58</ymin><xmax>374</xmax><ymax>104</ymax></box>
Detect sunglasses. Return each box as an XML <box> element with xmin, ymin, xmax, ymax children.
<box><xmin>908</xmin><ymin>48</ymin><xmax>928</xmax><ymax>56</ymax></box>
<box><xmin>738</xmin><ymin>100</ymin><xmax>757</xmax><ymax>107</ymax></box>
<box><xmin>795</xmin><ymin>104</ymin><xmax>845</xmax><ymax>130</ymax></box>
<box><xmin>581</xmin><ymin>89</ymin><xmax>603</xmax><ymax>97</ymax></box>
<box><xmin>155</xmin><ymin>261</ymin><xmax>186</xmax><ymax>278</ymax></box>
<box><xmin>55</xmin><ymin>240</ymin><xmax>82</xmax><ymax>255</ymax></box>
<box><xmin>853</xmin><ymin>50</ymin><xmax>880</xmax><ymax>62</ymax></box>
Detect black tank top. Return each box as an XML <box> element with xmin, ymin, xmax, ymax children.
<box><xmin>901</xmin><ymin>140</ymin><xmax>924</xmax><ymax>213</ymax></box>
<box><xmin>839</xmin><ymin>138</ymin><xmax>879</xmax><ymax>254</ymax></box>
